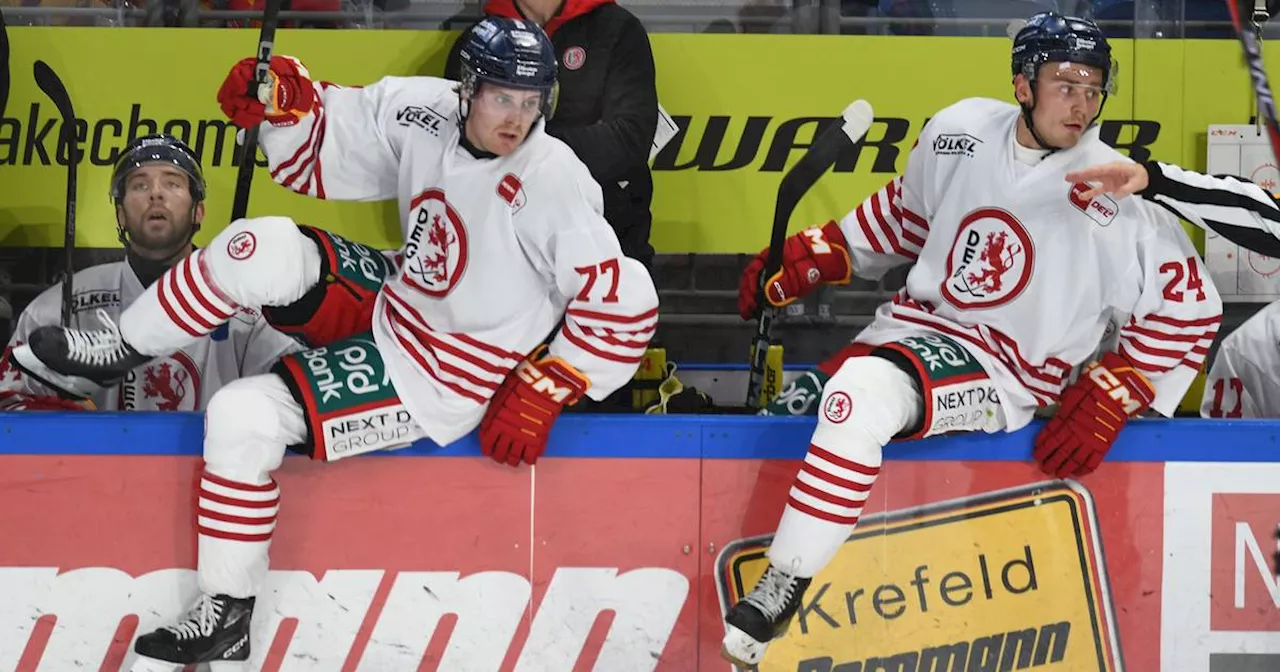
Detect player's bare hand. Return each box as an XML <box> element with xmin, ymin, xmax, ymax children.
<box><xmin>1064</xmin><ymin>162</ymin><xmax>1148</xmax><ymax>201</ymax></box>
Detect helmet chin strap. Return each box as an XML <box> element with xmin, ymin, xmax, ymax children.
<box><xmin>1019</xmin><ymin>91</ymin><xmax>1062</xmax><ymax>153</ymax></box>
<box><xmin>118</xmin><ymin>203</ymin><xmax>202</xmax><ymax>289</ymax></box>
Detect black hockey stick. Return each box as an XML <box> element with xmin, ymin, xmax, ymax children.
<box><xmin>1227</xmin><ymin>0</ymin><xmax>1280</xmax><ymax>162</ymax></box>
<box><xmin>745</xmin><ymin>100</ymin><xmax>875</xmax><ymax>410</ymax></box>
<box><xmin>1</xmin><ymin>9</ymin><xmax>10</xmax><ymax>120</ymax></box>
<box><xmin>33</xmin><ymin>61</ymin><xmax>78</xmax><ymax>327</ymax></box>
<box><xmin>229</xmin><ymin>0</ymin><xmax>285</xmax><ymax>222</ymax></box>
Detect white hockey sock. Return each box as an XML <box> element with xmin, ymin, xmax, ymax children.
<box><xmin>196</xmin><ymin>374</ymin><xmax>307</xmax><ymax>598</ymax></box>
<box><xmin>197</xmin><ymin>470</ymin><xmax>279</xmax><ymax>599</ymax></box>
<box><xmin>767</xmin><ymin>356</ymin><xmax>921</xmax><ymax>579</ymax></box>
<box><xmin>120</xmin><ymin>249</ymin><xmax>237</xmax><ymax>356</ymax></box>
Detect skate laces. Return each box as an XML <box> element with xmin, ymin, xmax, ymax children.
<box><xmin>744</xmin><ymin>564</ymin><xmax>801</xmax><ymax>619</ymax></box>
<box><xmin>165</xmin><ymin>594</ymin><xmax>222</xmax><ymax>641</ymax></box>
<box><xmin>63</xmin><ymin>310</ymin><xmax>132</xmax><ymax>366</ymax></box>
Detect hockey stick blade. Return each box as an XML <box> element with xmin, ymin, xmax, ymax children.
<box><xmin>229</xmin><ymin>0</ymin><xmax>285</xmax><ymax>222</ymax></box>
<box><xmin>1227</xmin><ymin>0</ymin><xmax>1280</xmax><ymax>164</ymax></box>
<box><xmin>745</xmin><ymin>99</ymin><xmax>875</xmax><ymax>409</ymax></box>
<box><xmin>34</xmin><ymin>60</ymin><xmax>79</xmax><ymax>327</ymax></box>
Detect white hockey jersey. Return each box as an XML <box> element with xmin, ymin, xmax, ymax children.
<box><xmin>1201</xmin><ymin>300</ymin><xmax>1280</xmax><ymax>418</ymax></box>
<box><xmin>256</xmin><ymin>73</ymin><xmax>659</xmax><ymax>446</ymax></box>
<box><xmin>835</xmin><ymin>98</ymin><xmax>1222</xmax><ymax>431</ymax></box>
<box><xmin>0</xmin><ymin>261</ymin><xmax>301</xmax><ymax>410</ymax></box>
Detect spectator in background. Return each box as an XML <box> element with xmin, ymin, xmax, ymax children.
<box><xmin>445</xmin><ymin>0</ymin><xmax>660</xmax><ymax>269</ymax></box>
<box><xmin>0</xmin><ymin>134</ymin><xmax>300</xmax><ymax>411</ymax></box>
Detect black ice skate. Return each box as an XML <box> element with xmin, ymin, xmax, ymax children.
<box><xmin>8</xmin><ymin>309</ymin><xmax>150</xmax><ymax>398</ymax></box>
<box><xmin>721</xmin><ymin>563</ymin><xmax>812</xmax><ymax>670</ymax></box>
<box><xmin>131</xmin><ymin>593</ymin><xmax>254</xmax><ymax>671</ymax></box>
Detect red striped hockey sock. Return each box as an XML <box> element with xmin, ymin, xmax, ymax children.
<box><xmin>196</xmin><ymin>470</ymin><xmax>279</xmax><ymax>598</ymax></box>
<box><xmin>120</xmin><ymin>250</ymin><xmax>238</xmax><ymax>356</ymax></box>
<box><xmin>767</xmin><ymin>440</ymin><xmax>881</xmax><ymax>578</ymax></box>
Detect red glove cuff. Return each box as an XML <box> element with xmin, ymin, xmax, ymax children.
<box><xmin>1087</xmin><ymin>351</ymin><xmax>1156</xmax><ymax>419</ymax></box>
<box><xmin>762</xmin><ymin>220</ymin><xmax>853</xmax><ymax>306</ymax></box>
<box><xmin>515</xmin><ymin>350</ymin><xmax>590</xmax><ymax>410</ymax></box>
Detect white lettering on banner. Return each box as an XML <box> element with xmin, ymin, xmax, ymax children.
<box><xmin>1235</xmin><ymin>522</ymin><xmax>1280</xmax><ymax>609</ymax></box>
<box><xmin>0</xmin><ymin>566</ymin><xmax>689</xmax><ymax>671</ymax></box>
<box><xmin>1162</xmin><ymin>463</ymin><xmax>1280</xmax><ymax>667</ymax></box>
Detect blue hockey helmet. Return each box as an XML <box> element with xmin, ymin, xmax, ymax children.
<box><xmin>458</xmin><ymin>16</ymin><xmax>559</xmax><ymax>121</ymax></box>
<box><xmin>1011</xmin><ymin>12</ymin><xmax>1115</xmax><ymax>93</ymax></box>
<box><xmin>110</xmin><ymin>133</ymin><xmax>206</xmax><ymax>205</ymax></box>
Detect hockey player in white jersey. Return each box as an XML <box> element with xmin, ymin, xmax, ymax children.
<box><xmin>10</xmin><ymin>17</ymin><xmax>657</xmax><ymax>670</ymax></box>
<box><xmin>1</xmin><ymin>133</ymin><xmax>299</xmax><ymax>411</ymax></box>
<box><xmin>722</xmin><ymin>12</ymin><xmax>1222</xmax><ymax>668</ymax></box>
<box><xmin>1200</xmin><ymin>301</ymin><xmax>1280</xmax><ymax>418</ymax></box>
<box><xmin>756</xmin><ymin>156</ymin><xmax>1280</xmax><ymax>420</ymax></box>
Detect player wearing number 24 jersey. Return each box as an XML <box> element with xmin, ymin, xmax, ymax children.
<box><xmin>9</xmin><ymin>17</ymin><xmax>657</xmax><ymax>671</ymax></box>
<box><xmin>723</xmin><ymin>12</ymin><xmax>1221</xmax><ymax>668</ymax></box>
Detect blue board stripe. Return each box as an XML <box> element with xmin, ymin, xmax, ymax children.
<box><xmin>0</xmin><ymin>413</ymin><xmax>1277</xmax><ymax>462</ymax></box>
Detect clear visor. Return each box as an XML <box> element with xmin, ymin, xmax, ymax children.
<box><xmin>472</xmin><ymin>80</ymin><xmax>557</xmax><ymax>119</ymax></box>
<box><xmin>1042</xmin><ymin>59</ymin><xmax>1118</xmax><ymax>96</ymax></box>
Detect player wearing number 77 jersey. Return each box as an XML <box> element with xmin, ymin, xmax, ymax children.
<box><xmin>722</xmin><ymin>12</ymin><xmax>1222</xmax><ymax>668</ymax></box>
<box><xmin>8</xmin><ymin>16</ymin><xmax>657</xmax><ymax>671</ymax></box>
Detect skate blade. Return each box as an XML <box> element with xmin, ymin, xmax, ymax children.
<box><xmin>8</xmin><ymin>345</ymin><xmax>103</xmax><ymax>399</ymax></box>
<box><xmin>721</xmin><ymin>624</ymin><xmax>769</xmax><ymax>671</ymax></box>
<box><xmin>128</xmin><ymin>657</ymin><xmax>181</xmax><ymax>672</ymax></box>
<box><xmin>129</xmin><ymin>655</ymin><xmax>247</xmax><ymax>671</ymax></box>
<box><xmin>719</xmin><ymin>646</ymin><xmax>759</xmax><ymax>671</ymax></box>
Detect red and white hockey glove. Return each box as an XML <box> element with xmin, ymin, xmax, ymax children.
<box><xmin>1034</xmin><ymin>351</ymin><xmax>1156</xmax><ymax>478</ymax></box>
<box><xmin>217</xmin><ymin>55</ymin><xmax>315</xmax><ymax>129</ymax></box>
<box><xmin>738</xmin><ymin>221</ymin><xmax>853</xmax><ymax>320</ymax></box>
<box><xmin>479</xmin><ymin>347</ymin><xmax>589</xmax><ymax>467</ymax></box>
<box><xmin>0</xmin><ymin>390</ymin><xmax>95</xmax><ymax>411</ymax></box>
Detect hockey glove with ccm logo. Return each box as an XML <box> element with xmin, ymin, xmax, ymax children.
<box><xmin>738</xmin><ymin>221</ymin><xmax>853</xmax><ymax>320</ymax></box>
<box><xmin>1034</xmin><ymin>351</ymin><xmax>1156</xmax><ymax>478</ymax></box>
<box><xmin>218</xmin><ymin>55</ymin><xmax>316</xmax><ymax>129</ymax></box>
<box><xmin>480</xmin><ymin>346</ymin><xmax>589</xmax><ymax>467</ymax></box>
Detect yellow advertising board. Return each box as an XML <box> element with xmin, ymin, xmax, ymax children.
<box><xmin>1</xmin><ymin>28</ymin><xmax>1273</xmax><ymax>255</ymax></box>
<box><xmin>716</xmin><ymin>481</ymin><xmax>1120</xmax><ymax>671</ymax></box>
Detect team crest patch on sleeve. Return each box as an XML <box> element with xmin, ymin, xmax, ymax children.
<box><xmin>497</xmin><ymin>174</ymin><xmax>526</xmax><ymax>212</ymax></box>
<box><xmin>823</xmin><ymin>391</ymin><xmax>853</xmax><ymax>423</ymax></box>
<box><xmin>1069</xmin><ymin>183</ymin><xmax>1119</xmax><ymax>227</ymax></box>
<box><xmin>227</xmin><ymin>231</ymin><xmax>256</xmax><ymax>260</ymax></box>
<box><xmin>941</xmin><ymin>208</ymin><xmax>1034</xmax><ymax>309</ymax></box>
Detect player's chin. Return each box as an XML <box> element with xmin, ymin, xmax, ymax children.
<box><xmin>1050</xmin><ymin>125</ymin><xmax>1085</xmax><ymax>148</ymax></box>
<box><xmin>490</xmin><ymin>132</ymin><xmax>524</xmax><ymax>156</ymax></box>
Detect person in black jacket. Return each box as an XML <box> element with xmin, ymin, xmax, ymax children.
<box><xmin>445</xmin><ymin>0</ymin><xmax>660</xmax><ymax>268</ymax></box>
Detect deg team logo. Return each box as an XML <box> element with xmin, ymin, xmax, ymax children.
<box><xmin>941</xmin><ymin>208</ymin><xmax>1034</xmax><ymax>310</ymax></box>
<box><xmin>401</xmin><ymin>189</ymin><xmax>469</xmax><ymax>298</ymax></box>
<box><xmin>119</xmin><ymin>351</ymin><xmax>201</xmax><ymax>411</ymax></box>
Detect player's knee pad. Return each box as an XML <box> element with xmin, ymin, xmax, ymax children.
<box><xmin>203</xmin><ymin>375</ymin><xmax>300</xmax><ymax>481</ymax></box>
<box><xmin>261</xmin><ymin>226</ymin><xmax>395</xmax><ymax>348</ymax></box>
<box><xmin>204</xmin><ymin>216</ymin><xmax>322</xmax><ymax>310</ymax></box>
<box><xmin>813</xmin><ymin>354</ymin><xmax>923</xmax><ymax>464</ymax></box>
